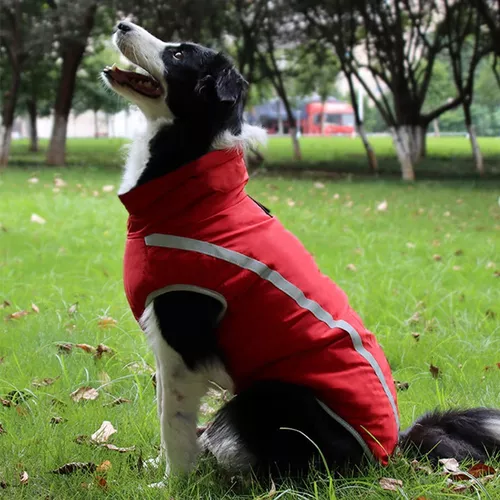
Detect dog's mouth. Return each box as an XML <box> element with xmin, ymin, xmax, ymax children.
<box><xmin>103</xmin><ymin>64</ymin><xmax>162</xmax><ymax>98</ymax></box>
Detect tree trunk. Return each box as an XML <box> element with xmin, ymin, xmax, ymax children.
<box><xmin>26</xmin><ymin>98</ymin><xmax>38</xmax><ymax>152</ymax></box>
<box><xmin>344</xmin><ymin>70</ymin><xmax>378</xmax><ymax>173</ymax></box>
<box><xmin>466</xmin><ymin>123</ymin><xmax>484</xmax><ymax>176</ymax></box>
<box><xmin>433</xmin><ymin>119</ymin><xmax>440</xmax><ymax>137</ymax></box>
<box><xmin>94</xmin><ymin>110</ymin><xmax>99</xmax><ymax>138</ymax></box>
<box><xmin>390</xmin><ymin>126</ymin><xmax>420</xmax><ymax>181</ymax></box>
<box><xmin>463</xmin><ymin>101</ymin><xmax>484</xmax><ymax>176</ymax></box>
<box><xmin>320</xmin><ymin>100</ymin><xmax>326</xmax><ymax>135</ymax></box>
<box><xmin>46</xmin><ymin>46</ymin><xmax>87</xmax><ymax>165</ymax></box>
<box><xmin>289</xmin><ymin>127</ymin><xmax>302</xmax><ymax>161</ymax></box>
<box><xmin>277</xmin><ymin>100</ymin><xmax>283</xmax><ymax>135</ymax></box>
<box><xmin>46</xmin><ymin>4</ymin><xmax>97</xmax><ymax>165</ymax></box>
<box><xmin>0</xmin><ymin>71</ymin><xmax>21</xmax><ymax>167</ymax></box>
<box><xmin>0</xmin><ymin>125</ymin><xmax>13</xmax><ymax>167</ymax></box>
<box><xmin>357</xmin><ymin>123</ymin><xmax>378</xmax><ymax>173</ymax></box>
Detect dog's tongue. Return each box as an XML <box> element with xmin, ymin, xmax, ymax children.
<box><xmin>104</xmin><ymin>65</ymin><xmax>162</xmax><ymax>97</ymax></box>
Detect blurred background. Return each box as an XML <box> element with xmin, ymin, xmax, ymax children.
<box><xmin>1</xmin><ymin>0</ymin><xmax>499</xmax><ymax>179</ymax></box>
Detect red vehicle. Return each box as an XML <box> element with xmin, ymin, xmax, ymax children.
<box><xmin>251</xmin><ymin>98</ymin><xmax>356</xmax><ymax>136</ymax></box>
<box><xmin>300</xmin><ymin>100</ymin><xmax>355</xmax><ymax>135</ymax></box>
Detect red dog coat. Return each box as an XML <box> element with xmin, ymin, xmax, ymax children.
<box><xmin>119</xmin><ymin>149</ymin><xmax>399</xmax><ymax>464</ymax></box>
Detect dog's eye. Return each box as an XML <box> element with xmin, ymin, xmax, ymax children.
<box><xmin>173</xmin><ymin>51</ymin><xmax>183</xmax><ymax>60</ymax></box>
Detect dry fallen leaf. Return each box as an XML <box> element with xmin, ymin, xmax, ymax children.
<box><xmin>91</xmin><ymin>421</ymin><xmax>116</xmax><ymax>444</ymax></box>
<box><xmin>98</xmin><ymin>316</ymin><xmax>117</xmax><ymax>328</ymax></box>
<box><xmin>406</xmin><ymin>242</ymin><xmax>416</xmax><ymax>249</ymax></box>
<box><xmin>104</xmin><ymin>397</ymin><xmax>131</xmax><ymax>407</ymax></box>
<box><xmin>99</xmin><ymin>444</ymin><xmax>135</xmax><ymax>453</ymax></box>
<box><xmin>70</xmin><ymin>387</ymin><xmax>99</xmax><ymax>402</ymax></box>
<box><xmin>30</xmin><ymin>303</ymin><xmax>40</xmax><ymax>314</ymax></box>
<box><xmin>314</xmin><ymin>182</ymin><xmax>325</xmax><ymax>189</ymax></box>
<box><xmin>407</xmin><ymin>312</ymin><xmax>421</xmax><ymax>324</ymax></box>
<box><xmin>1</xmin><ymin>300</ymin><xmax>11</xmax><ymax>309</ymax></box>
<box><xmin>410</xmin><ymin>459</ymin><xmax>433</xmax><ymax>475</ymax></box>
<box><xmin>467</xmin><ymin>462</ymin><xmax>496</xmax><ymax>477</ymax></box>
<box><xmin>5</xmin><ymin>310</ymin><xmax>29</xmax><ymax>320</ymax></box>
<box><xmin>1</xmin><ymin>398</ymin><xmax>12</xmax><ymax>407</ymax></box>
<box><xmin>96</xmin><ymin>476</ymin><xmax>108</xmax><ymax>490</ymax></box>
<box><xmin>429</xmin><ymin>364</ymin><xmax>441</xmax><ymax>379</ymax></box>
<box><xmin>57</xmin><ymin>343</ymin><xmax>73</xmax><ymax>353</ymax></box>
<box><xmin>95</xmin><ymin>344</ymin><xmax>113</xmax><ymax>359</ymax></box>
<box><xmin>96</xmin><ymin>460</ymin><xmax>112</xmax><ymax>473</ymax></box>
<box><xmin>19</xmin><ymin>471</ymin><xmax>28</xmax><ymax>485</ymax></box>
<box><xmin>68</xmin><ymin>303</ymin><xmax>78</xmax><ymax>315</ymax></box>
<box><xmin>0</xmin><ymin>422</ymin><xmax>5</xmax><ymax>434</ymax></box>
<box><xmin>50</xmin><ymin>416</ymin><xmax>65</xmax><ymax>425</ymax></box>
<box><xmin>286</xmin><ymin>199</ymin><xmax>296</xmax><ymax>207</ymax></box>
<box><xmin>52</xmin><ymin>462</ymin><xmax>97</xmax><ymax>475</ymax></box>
<box><xmin>433</xmin><ymin>254</ymin><xmax>442</xmax><ymax>261</ymax></box>
<box><xmin>376</xmin><ymin>200</ymin><xmax>388</xmax><ymax>212</ymax></box>
<box><xmin>346</xmin><ymin>263</ymin><xmax>357</xmax><ymax>272</ymax></box>
<box><xmin>411</xmin><ymin>332</ymin><xmax>421</xmax><ymax>341</ymax></box>
<box><xmin>395</xmin><ymin>380</ymin><xmax>409</xmax><ymax>391</ymax></box>
<box><xmin>102</xmin><ymin>185</ymin><xmax>115</xmax><ymax>193</ymax></box>
<box><xmin>54</xmin><ymin>177</ymin><xmax>67</xmax><ymax>187</ymax></box>
<box><xmin>32</xmin><ymin>376</ymin><xmax>59</xmax><ymax>388</ymax></box>
<box><xmin>16</xmin><ymin>405</ymin><xmax>28</xmax><ymax>417</ymax></box>
<box><xmin>30</xmin><ymin>213</ymin><xmax>46</xmax><ymax>225</ymax></box>
<box><xmin>75</xmin><ymin>343</ymin><xmax>96</xmax><ymax>354</ymax></box>
<box><xmin>28</xmin><ymin>177</ymin><xmax>39</xmax><ymax>184</ymax></box>
<box><xmin>379</xmin><ymin>477</ymin><xmax>403</xmax><ymax>491</ymax></box>
<box><xmin>439</xmin><ymin>457</ymin><xmax>460</xmax><ymax>473</ymax></box>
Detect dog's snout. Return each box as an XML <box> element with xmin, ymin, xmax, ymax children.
<box><xmin>117</xmin><ymin>22</ymin><xmax>133</xmax><ymax>33</ymax></box>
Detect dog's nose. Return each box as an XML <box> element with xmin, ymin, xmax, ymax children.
<box><xmin>116</xmin><ymin>22</ymin><xmax>132</xmax><ymax>33</ymax></box>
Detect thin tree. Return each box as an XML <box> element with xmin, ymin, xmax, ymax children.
<box><xmin>443</xmin><ymin>0</ymin><xmax>492</xmax><ymax>175</ymax></box>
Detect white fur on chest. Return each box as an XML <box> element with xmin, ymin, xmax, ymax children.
<box><xmin>118</xmin><ymin>118</ymin><xmax>170</xmax><ymax>195</ymax></box>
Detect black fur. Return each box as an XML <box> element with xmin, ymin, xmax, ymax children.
<box><xmin>202</xmin><ymin>381</ymin><xmax>365</xmax><ymax>477</ymax></box>
<box><xmin>153</xmin><ymin>291</ymin><xmax>224</xmax><ymax>370</ymax></box>
<box><xmin>399</xmin><ymin>408</ymin><xmax>500</xmax><ymax>462</ymax></box>
<box><xmin>137</xmin><ymin>44</ymin><xmax>248</xmax><ymax>187</ymax></box>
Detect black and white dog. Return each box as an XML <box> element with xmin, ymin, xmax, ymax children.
<box><xmin>103</xmin><ymin>21</ymin><xmax>500</xmax><ymax>486</ymax></box>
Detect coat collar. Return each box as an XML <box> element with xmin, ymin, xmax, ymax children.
<box><xmin>118</xmin><ymin>149</ymin><xmax>248</xmax><ymax>232</ymax></box>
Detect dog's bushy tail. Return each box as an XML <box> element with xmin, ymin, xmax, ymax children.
<box><xmin>399</xmin><ymin>408</ymin><xmax>500</xmax><ymax>462</ymax></box>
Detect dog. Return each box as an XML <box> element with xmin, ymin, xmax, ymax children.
<box><xmin>102</xmin><ymin>21</ymin><xmax>500</xmax><ymax>486</ymax></box>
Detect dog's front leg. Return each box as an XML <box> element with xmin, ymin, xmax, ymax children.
<box><xmin>156</xmin><ymin>341</ymin><xmax>207</xmax><ymax>477</ymax></box>
<box><xmin>141</xmin><ymin>302</ymin><xmax>211</xmax><ymax>486</ymax></box>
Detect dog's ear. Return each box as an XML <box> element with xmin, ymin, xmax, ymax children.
<box><xmin>213</xmin><ymin>67</ymin><xmax>248</xmax><ymax>103</ymax></box>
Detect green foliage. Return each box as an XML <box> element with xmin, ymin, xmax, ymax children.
<box><xmin>73</xmin><ymin>46</ymin><xmax>127</xmax><ymax>116</ymax></box>
<box><xmin>291</xmin><ymin>44</ymin><xmax>340</xmax><ymax>101</ymax></box>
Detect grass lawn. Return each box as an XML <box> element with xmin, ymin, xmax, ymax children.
<box><xmin>8</xmin><ymin>135</ymin><xmax>500</xmax><ymax>177</ymax></box>
<box><xmin>1</xmin><ymin>157</ymin><xmax>500</xmax><ymax>497</ymax></box>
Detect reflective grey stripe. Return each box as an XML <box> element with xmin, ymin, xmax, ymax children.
<box><xmin>315</xmin><ymin>399</ymin><xmax>375</xmax><ymax>461</ymax></box>
<box><xmin>145</xmin><ymin>284</ymin><xmax>228</xmax><ymax>324</ymax></box>
<box><xmin>145</xmin><ymin>233</ymin><xmax>400</xmax><ymax>430</ymax></box>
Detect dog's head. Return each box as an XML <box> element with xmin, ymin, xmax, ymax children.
<box><xmin>103</xmin><ymin>21</ymin><xmax>248</xmax><ymax>127</ymax></box>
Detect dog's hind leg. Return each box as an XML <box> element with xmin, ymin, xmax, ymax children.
<box><xmin>201</xmin><ymin>380</ymin><xmax>367</xmax><ymax>477</ymax></box>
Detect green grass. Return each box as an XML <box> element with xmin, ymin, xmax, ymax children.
<box><xmin>1</xmin><ymin>159</ymin><xmax>500</xmax><ymax>498</ymax></box>
<box><xmin>9</xmin><ymin>135</ymin><xmax>500</xmax><ymax>177</ymax></box>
